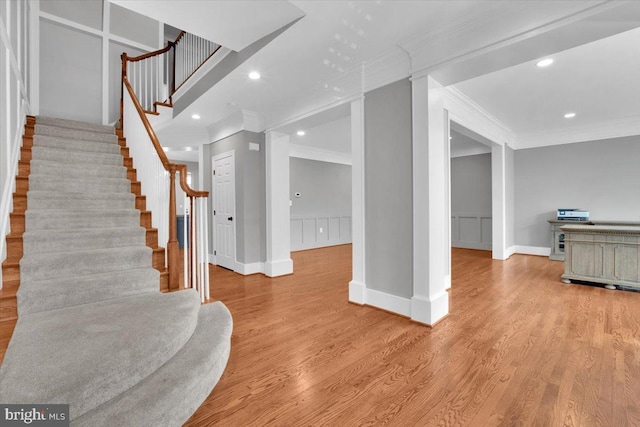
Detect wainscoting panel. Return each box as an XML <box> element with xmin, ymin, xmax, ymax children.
<box><xmin>451</xmin><ymin>213</ymin><xmax>492</xmax><ymax>250</ymax></box>
<box><xmin>291</xmin><ymin>215</ymin><xmax>351</xmax><ymax>251</ymax></box>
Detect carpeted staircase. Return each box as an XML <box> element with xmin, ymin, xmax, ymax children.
<box><xmin>0</xmin><ymin>117</ymin><xmax>232</xmax><ymax>426</ymax></box>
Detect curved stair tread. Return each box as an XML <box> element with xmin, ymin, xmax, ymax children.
<box><xmin>72</xmin><ymin>301</ymin><xmax>233</xmax><ymax>427</ymax></box>
<box><xmin>0</xmin><ymin>290</ymin><xmax>202</xmax><ymax>420</ymax></box>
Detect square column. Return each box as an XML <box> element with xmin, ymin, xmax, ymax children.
<box><xmin>492</xmin><ymin>144</ymin><xmax>507</xmax><ymax>260</ymax></box>
<box><xmin>265</xmin><ymin>131</ymin><xmax>293</xmax><ymax>277</ymax></box>
<box><xmin>349</xmin><ymin>97</ymin><xmax>366</xmax><ymax>304</ymax></box>
<box><xmin>411</xmin><ymin>75</ymin><xmax>449</xmax><ymax>325</ymax></box>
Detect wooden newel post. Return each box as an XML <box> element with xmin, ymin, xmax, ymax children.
<box><xmin>168</xmin><ymin>165</ymin><xmax>180</xmax><ymax>290</ymax></box>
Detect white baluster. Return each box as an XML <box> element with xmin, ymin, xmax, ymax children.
<box><xmin>183</xmin><ymin>194</ymin><xmax>189</xmax><ymax>288</ymax></box>
<box><xmin>203</xmin><ymin>198</ymin><xmax>210</xmax><ymax>299</ymax></box>
<box><xmin>191</xmin><ymin>197</ymin><xmax>196</xmax><ymax>290</ymax></box>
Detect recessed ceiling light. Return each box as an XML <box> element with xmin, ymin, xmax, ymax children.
<box><xmin>564</xmin><ymin>112</ymin><xmax>576</xmax><ymax>119</ymax></box>
<box><xmin>248</xmin><ymin>71</ymin><xmax>261</xmax><ymax>80</ymax></box>
<box><xmin>296</xmin><ymin>130</ymin><xmax>305</xmax><ymax>136</ymax></box>
<box><xmin>191</xmin><ymin>114</ymin><xmax>200</xmax><ymax>120</ymax></box>
<box><xmin>536</xmin><ymin>58</ymin><xmax>554</xmax><ymax>68</ymax></box>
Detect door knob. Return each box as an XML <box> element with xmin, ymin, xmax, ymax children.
<box><xmin>228</xmin><ymin>216</ymin><xmax>233</xmax><ymax>221</ymax></box>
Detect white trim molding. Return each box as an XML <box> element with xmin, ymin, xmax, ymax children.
<box><xmin>264</xmin><ymin>258</ymin><xmax>293</xmax><ymax>277</ymax></box>
<box><xmin>513</xmin><ymin>246</ymin><xmax>551</xmax><ymax>257</ymax></box>
<box><xmin>289</xmin><ymin>143</ymin><xmax>352</xmax><ymax>166</ymax></box>
<box><xmin>348</xmin><ymin>97</ymin><xmax>366</xmax><ymax>305</ymax></box>
<box><xmin>444</xmin><ymin>86</ymin><xmax>514</xmax><ymax>147</ymax></box>
<box><xmin>367</xmin><ymin>289</ymin><xmax>411</xmax><ymax>318</ymax></box>
<box><xmin>411</xmin><ymin>291</ymin><xmax>449</xmax><ymax>326</ymax></box>
<box><xmin>235</xmin><ymin>261</ymin><xmax>264</xmax><ymax>276</ymax></box>
<box><xmin>349</xmin><ymin>281</ymin><xmax>366</xmax><ymax>305</ymax></box>
<box><xmin>265</xmin><ymin>132</ymin><xmax>294</xmax><ymax>277</ymax></box>
<box><xmin>451</xmin><ymin>213</ymin><xmax>492</xmax><ymax>251</ymax></box>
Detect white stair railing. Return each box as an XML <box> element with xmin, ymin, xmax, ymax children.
<box><xmin>173</xmin><ymin>31</ymin><xmax>221</xmax><ymax>93</ymax></box>
<box><xmin>121</xmin><ymin>74</ymin><xmax>210</xmax><ymax>297</ymax></box>
<box><xmin>120</xmin><ymin>30</ymin><xmax>217</xmax><ymax>297</ymax></box>
<box><xmin>122</xmin><ymin>85</ymin><xmax>170</xmax><ymax>249</ymax></box>
<box><xmin>122</xmin><ymin>30</ymin><xmax>220</xmax><ymax>113</ymax></box>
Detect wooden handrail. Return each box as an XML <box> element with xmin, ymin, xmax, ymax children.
<box><xmin>122</xmin><ymin>75</ymin><xmax>208</xmax><ymax>198</ymax></box>
<box><xmin>176</xmin><ymin>164</ymin><xmax>208</xmax><ymax>198</ymax></box>
<box><xmin>174</xmin><ymin>31</ymin><xmax>186</xmax><ymax>45</ymax></box>
<box><xmin>123</xmin><ymin>75</ymin><xmax>171</xmax><ymax>169</ymax></box>
<box><xmin>126</xmin><ymin>41</ymin><xmax>173</xmax><ymax>62</ymax></box>
<box><xmin>121</xmin><ymin>30</ymin><xmax>214</xmax><ymax>294</ymax></box>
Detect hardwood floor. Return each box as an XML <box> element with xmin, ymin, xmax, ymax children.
<box><xmin>0</xmin><ymin>246</ymin><xmax>638</xmax><ymax>424</ymax></box>
<box><xmin>186</xmin><ymin>246</ymin><xmax>640</xmax><ymax>426</ymax></box>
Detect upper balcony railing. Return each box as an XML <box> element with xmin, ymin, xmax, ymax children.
<box><xmin>122</xmin><ymin>31</ymin><xmax>221</xmax><ymax>114</ymax></box>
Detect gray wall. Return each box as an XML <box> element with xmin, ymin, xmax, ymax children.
<box><xmin>450</xmin><ymin>153</ymin><xmax>492</xmax><ymax>214</ymax></box>
<box><xmin>364</xmin><ymin>79</ymin><xmax>413</xmax><ymax>299</ymax></box>
<box><xmin>39</xmin><ymin>0</ymin><xmax>160</xmax><ymax>124</ymax></box>
<box><xmin>290</xmin><ymin>158</ymin><xmax>352</xmax><ymax>250</ymax></box>
<box><xmin>203</xmin><ymin>130</ymin><xmax>266</xmax><ymax>265</ymax></box>
<box><xmin>40</xmin><ymin>20</ymin><xmax>103</xmax><ymax>123</ymax></box>
<box><xmin>450</xmin><ymin>153</ymin><xmax>493</xmax><ymax>250</ymax></box>
<box><xmin>290</xmin><ymin>158</ymin><xmax>351</xmax><ymax>217</ymax></box>
<box><xmin>515</xmin><ymin>135</ymin><xmax>640</xmax><ymax>248</ymax></box>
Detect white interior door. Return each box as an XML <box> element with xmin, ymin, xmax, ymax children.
<box><xmin>213</xmin><ymin>152</ymin><xmax>236</xmax><ymax>271</ymax></box>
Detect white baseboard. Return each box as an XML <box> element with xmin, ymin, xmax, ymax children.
<box><xmin>513</xmin><ymin>245</ymin><xmax>551</xmax><ymax>257</ymax></box>
<box><xmin>349</xmin><ymin>284</ymin><xmax>451</xmax><ymax>326</ymax></box>
<box><xmin>444</xmin><ymin>274</ymin><xmax>451</xmax><ymax>290</ymax></box>
<box><xmin>235</xmin><ymin>261</ymin><xmax>264</xmax><ymax>275</ymax></box>
<box><xmin>451</xmin><ymin>242</ymin><xmax>492</xmax><ymax>251</ymax></box>
<box><xmin>411</xmin><ymin>291</ymin><xmax>449</xmax><ymax>326</ymax></box>
<box><xmin>505</xmin><ymin>246</ymin><xmax>517</xmax><ymax>259</ymax></box>
<box><xmin>264</xmin><ymin>258</ymin><xmax>293</xmax><ymax>277</ymax></box>
<box><xmin>366</xmin><ymin>288</ymin><xmax>412</xmax><ymax>317</ymax></box>
<box><xmin>348</xmin><ymin>280</ymin><xmax>366</xmax><ymax>305</ymax></box>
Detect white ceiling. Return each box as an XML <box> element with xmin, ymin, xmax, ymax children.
<box><xmin>111</xmin><ymin>0</ymin><xmax>305</xmax><ymax>51</ymax></box>
<box><xmin>112</xmin><ymin>0</ymin><xmax>640</xmax><ymax>158</ymax></box>
<box><xmin>454</xmin><ymin>26</ymin><xmax>640</xmax><ymax>148</ymax></box>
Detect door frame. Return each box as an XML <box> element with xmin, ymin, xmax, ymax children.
<box><xmin>212</xmin><ymin>150</ymin><xmax>237</xmax><ymax>271</ymax></box>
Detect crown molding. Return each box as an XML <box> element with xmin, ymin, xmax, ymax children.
<box><xmin>444</xmin><ymin>86</ymin><xmax>515</xmax><ymax>147</ymax></box>
<box><xmin>362</xmin><ymin>47</ymin><xmax>411</xmax><ymax>93</ymax></box>
<box><xmin>514</xmin><ymin>116</ymin><xmax>640</xmax><ymax>150</ymax></box>
<box><xmin>242</xmin><ymin>109</ymin><xmax>266</xmax><ymax>133</ymax></box>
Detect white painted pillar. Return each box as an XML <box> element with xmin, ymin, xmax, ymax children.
<box><xmin>492</xmin><ymin>144</ymin><xmax>507</xmax><ymax>260</ymax></box>
<box><xmin>265</xmin><ymin>131</ymin><xmax>293</xmax><ymax>277</ymax></box>
<box><xmin>349</xmin><ymin>97</ymin><xmax>366</xmax><ymax>304</ymax></box>
<box><xmin>101</xmin><ymin>0</ymin><xmax>110</xmax><ymax>125</ymax></box>
<box><xmin>411</xmin><ymin>75</ymin><xmax>449</xmax><ymax>325</ymax></box>
<box><xmin>444</xmin><ymin>109</ymin><xmax>451</xmax><ymax>290</ymax></box>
